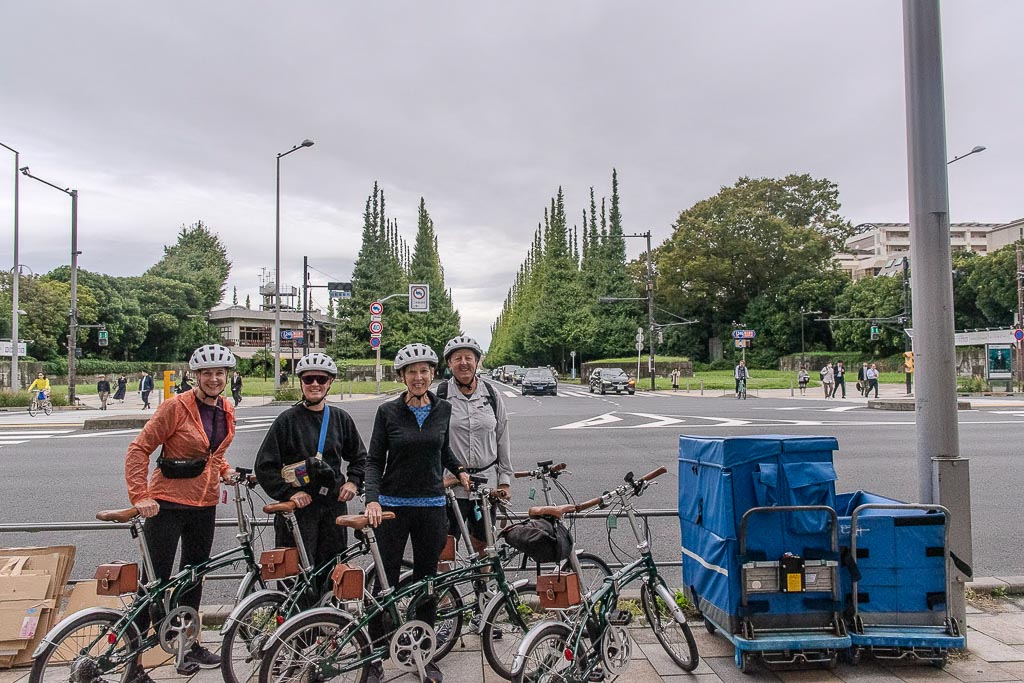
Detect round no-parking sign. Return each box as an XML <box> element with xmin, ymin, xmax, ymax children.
<box><xmin>1015</xmin><ymin>329</ymin><xmax>1024</xmax><ymax>342</ymax></box>
<box><xmin>369</xmin><ymin>337</ymin><xmax>381</xmax><ymax>349</ymax></box>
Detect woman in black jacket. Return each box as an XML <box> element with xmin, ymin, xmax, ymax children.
<box><xmin>364</xmin><ymin>343</ymin><xmax>469</xmax><ymax>683</ymax></box>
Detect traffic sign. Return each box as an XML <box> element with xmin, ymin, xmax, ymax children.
<box><xmin>370</xmin><ymin>314</ymin><xmax>382</xmax><ymax>322</ymax></box>
<box><xmin>635</xmin><ymin>332</ymin><xmax>644</xmax><ymax>342</ymax></box>
<box><xmin>369</xmin><ymin>301</ymin><xmax>384</xmax><ymax>315</ymax></box>
<box><xmin>409</xmin><ymin>284</ymin><xmax>429</xmax><ymax>312</ymax></box>
<box><xmin>369</xmin><ymin>321</ymin><xmax>383</xmax><ymax>334</ymax></box>
<box><xmin>731</xmin><ymin>330</ymin><xmax>756</xmax><ymax>340</ymax></box>
<box><xmin>98</xmin><ymin>329</ymin><xmax>109</xmax><ymax>347</ymax></box>
<box><xmin>369</xmin><ymin>337</ymin><xmax>381</xmax><ymax>349</ymax></box>
<box><xmin>1015</xmin><ymin>329</ymin><xmax>1024</xmax><ymax>342</ymax></box>
<box><xmin>635</xmin><ymin>341</ymin><xmax>643</xmax><ymax>351</ymax></box>
<box><xmin>0</xmin><ymin>341</ymin><xmax>27</xmax><ymax>356</ymax></box>
<box><xmin>734</xmin><ymin>339</ymin><xmax>748</xmax><ymax>348</ymax></box>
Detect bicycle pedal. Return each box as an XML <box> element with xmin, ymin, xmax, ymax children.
<box><xmin>607</xmin><ymin>609</ymin><xmax>633</xmax><ymax>626</ymax></box>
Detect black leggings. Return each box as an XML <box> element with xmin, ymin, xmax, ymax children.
<box><xmin>274</xmin><ymin>499</ymin><xmax>349</xmax><ymax>597</ymax></box>
<box><xmin>375</xmin><ymin>505</ymin><xmax>447</xmax><ymax>625</ymax></box>
<box><xmin>145</xmin><ymin>502</ymin><xmax>217</xmax><ymax>610</ymax></box>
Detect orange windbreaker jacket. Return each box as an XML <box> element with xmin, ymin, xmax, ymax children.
<box><xmin>125</xmin><ymin>390</ymin><xmax>235</xmax><ymax>507</ymax></box>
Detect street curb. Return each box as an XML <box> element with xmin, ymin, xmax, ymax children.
<box><xmin>83</xmin><ymin>415</ymin><xmax>151</xmax><ymax>430</ymax></box>
<box><xmin>969</xmin><ymin>576</ymin><xmax>1024</xmax><ymax>594</ymax></box>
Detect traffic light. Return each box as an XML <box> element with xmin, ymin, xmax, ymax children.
<box><xmin>870</xmin><ymin>325</ymin><xmax>880</xmax><ymax>341</ymax></box>
<box><xmin>903</xmin><ymin>351</ymin><xmax>914</xmax><ymax>373</ymax></box>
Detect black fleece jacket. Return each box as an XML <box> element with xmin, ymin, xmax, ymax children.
<box><xmin>364</xmin><ymin>391</ymin><xmax>465</xmax><ymax>504</ymax></box>
<box><xmin>255</xmin><ymin>404</ymin><xmax>368</xmax><ymax>502</ymax></box>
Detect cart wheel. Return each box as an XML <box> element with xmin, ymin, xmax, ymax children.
<box><xmin>703</xmin><ymin>619</ymin><xmax>716</xmax><ymax>635</ymax></box>
<box><xmin>844</xmin><ymin>647</ymin><xmax>862</xmax><ymax>666</ymax></box>
<box><xmin>740</xmin><ymin>652</ymin><xmax>756</xmax><ymax>674</ymax></box>
<box><xmin>826</xmin><ymin>653</ymin><xmax>838</xmax><ymax>670</ymax></box>
<box><xmin>932</xmin><ymin>652</ymin><xmax>949</xmax><ymax>669</ymax></box>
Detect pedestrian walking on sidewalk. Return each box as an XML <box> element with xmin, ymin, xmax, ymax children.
<box><xmin>96</xmin><ymin>374</ymin><xmax>111</xmax><ymax>410</ymax></box>
<box><xmin>831</xmin><ymin>361</ymin><xmax>847</xmax><ymax>398</ymax></box>
<box><xmin>797</xmin><ymin>367</ymin><xmax>809</xmax><ymax>395</ymax></box>
<box><xmin>113</xmin><ymin>373</ymin><xmax>127</xmax><ymax>402</ymax></box>
<box><xmin>857</xmin><ymin>362</ymin><xmax>869</xmax><ymax>396</ymax></box>
<box><xmin>139</xmin><ymin>370</ymin><xmax>154</xmax><ymax>409</ymax></box>
<box><xmin>820</xmin><ymin>362</ymin><xmax>834</xmax><ymax>398</ymax></box>
<box><xmin>670</xmin><ymin>368</ymin><xmax>680</xmax><ymax>391</ymax></box>
<box><xmin>865</xmin><ymin>363</ymin><xmax>880</xmax><ymax>398</ymax></box>
<box><xmin>231</xmin><ymin>371</ymin><xmax>243</xmax><ymax>406</ymax></box>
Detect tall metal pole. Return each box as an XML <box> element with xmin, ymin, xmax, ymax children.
<box><xmin>903</xmin><ymin>256</ymin><xmax>912</xmax><ymax>395</ymax></box>
<box><xmin>1016</xmin><ymin>243</ymin><xmax>1023</xmax><ymax>393</ymax></box>
<box><xmin>0</xmin><ymin>143</ymin><xmax>19</xmax><ymax>391</ymax></box>
<box><xmin>302</xmin><ymin>256</ymin><xmax>309</xmax><ymax>357</ymax></box>
<box><xmin>273</xmin><ymin>154</ymin><xmax>282</xmax><ymax>392</ymax></box>
<box><xmin>903</xmin><ymin>0</ymin><xmax>970</xmax><ymax>625</ymax></box>
<box><xmin>68</xmin><ymin>190</ymin><xmax>78</xmax><ymax>405</ymax></box>
<box><xmin>645</xmin><ymin>230</ymin><xmax>656</xmax><ymax>391</ymax></box>
<box><xmin>273</xmin><ymin>139</ymin><xmax>314</xmax><ymax>391</ymax></box>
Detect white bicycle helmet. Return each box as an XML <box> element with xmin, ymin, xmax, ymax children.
<box><xmin>394</xmin><ymin>343</ymin><xmax>438</xmax><ymax>371</ymax></box>
<box><xmin>295</xmin><ymin>352</ymin><xmax>338</xmax><ymax>377</ymax></box>
<box><xmin>443</xmin><ymin>335</ymin><xmax>484</xmax><ymax>361</ymax></box>
<box><xmin>189</xmin><ymin>344</ymin><xmax>236</xmax><ymax>370</ymax></box>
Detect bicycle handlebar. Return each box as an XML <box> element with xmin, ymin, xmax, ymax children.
<box><xmin>513</xmin><ymin>462</ymin><xmax>568</xmax><ymax>478</ymax></box>
<box><xmin>640</xmin><ymin>466</ymin><xmax>667</xmax><ymax>482</ymax></box>
<box><xmin>575</xmin><ymin>496</ymin><xmax>604</xmax><ymax>512</ymax></box>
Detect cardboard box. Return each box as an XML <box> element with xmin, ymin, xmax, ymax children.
<box><xmin>0</xmin><ymin>546</ymin><xmax>76</xmax><ymax>668</ymax></box>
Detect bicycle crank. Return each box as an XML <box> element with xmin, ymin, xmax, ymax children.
<box><xmin>389</xmin><ymin>620</ymin><xmax>436</xmax><ymax>679</ymax></box>
<box><xmin>601</xmin><ymin>624</ymin><xmax>632</xmax><ymax>676</ymax></box>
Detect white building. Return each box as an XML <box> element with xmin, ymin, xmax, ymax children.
<box><xmin>208</xmin><ymin>306</ymin><xmax>335</xmax><ymax>363</ymax></box>
<box><xmin>838</xmin><ymin>222</ymin><xmax>1003</xmax><ymax>280</ymax></box>
<box><xmin>986</xmin><ymin>218</ymin><xmax>1024</xmax><ymax>252</ymax></box>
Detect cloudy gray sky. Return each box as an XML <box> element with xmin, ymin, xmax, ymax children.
<box><xmin>2</xmin><ymin>1</ymin><xmax>1020</xmax><ymax>349</ymax></box>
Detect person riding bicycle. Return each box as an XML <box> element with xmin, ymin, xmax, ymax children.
<box><xmin>365</xmin><ymin>342</ymin><xmax>470</xmax><ymax>683</ymax></box>
<box><xmin>438</xmin><ymin>336</ymin><xmax>512</xmax><ymax>559</ymax></box>
<box><xmin>255</xmin><ymin>352</ymin><xmax>367</xmax><ymax>596</ymax></box>
<box><xmin>28</xmin><ymin>372</ymin><xmax>51</xmax><ymax>401</ymax></box>
<box><xmin>734</xmin><ymin>360</ymin><xmax>749</xmax><ymax>397</ymax></box>
<box><xmin>124</xmin><ymin>344</ymin><xmax>238</xmax><ymax>675</ymax></box>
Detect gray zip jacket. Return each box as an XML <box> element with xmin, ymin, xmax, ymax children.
<box><xmin>442</xmin><ymin>378</ymin><xmax>512</xmax><ymax>500</ymax></box>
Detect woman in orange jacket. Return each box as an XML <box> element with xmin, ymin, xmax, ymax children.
<box><xmin>124</xmin><ymin>344</ymin><xmax>237</xmax><ymax>676</ymax></box>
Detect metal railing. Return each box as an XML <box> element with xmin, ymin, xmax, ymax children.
<box><xmin>0</xmin><ymin>507</ymin><xmax>682</xmax><ymax>583</ymax></box>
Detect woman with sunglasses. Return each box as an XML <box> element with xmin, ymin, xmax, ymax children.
<box><xmin>364</xmin><ymin>343</ymin><xmax>470</xmax><ymax>683</ymax></box>
<box><xmin>255</xmin><ymin>352</ymin><xmax>367</xmax><ymax>594</ymax></box>
<box><xmin>124</xmin><ymin>344</ymin><xmax>238</xmax><ymax>676</ymax></box>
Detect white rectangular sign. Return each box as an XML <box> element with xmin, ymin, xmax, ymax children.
<box><xmin>408</xmin><ymin>284</ymin><xmax>430</xmax><ymax>312</ymax></box>
<box><xmin>0</xmin><ymin>341</ymin><xmax>27</xmax><ymax>356</ymax></box>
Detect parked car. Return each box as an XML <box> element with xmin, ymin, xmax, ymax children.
<box><xmin>511</xmin><ymin>367</ymin><xmax>528</xmax><ymax>386</ymax></box>
<box><xmin>490</xmin><ymin>368</ymin><xmax>502</xmax><ymax>381</ymax></box>
<box><xmin>521</xmin><ymin>367</ymin><xmax>558</xmax><ymax>396</ymax></box>
<box><xmin>589</xmin><ymin>367</ymin><xmax>635</xmax><ymax>395</ymax></box>
<box><xmin>501</xmin><ymin>365</ymin><xmax>521</xmax><ymax>383</ymax></box>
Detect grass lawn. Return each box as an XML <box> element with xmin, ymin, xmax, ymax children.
<box><xmin>51</xmin><ymin>377</ymin><xmax>403</xmax><ymax>399</ymax></box>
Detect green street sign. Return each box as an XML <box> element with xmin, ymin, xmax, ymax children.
<box><xmin>98</xmin><ymin>329</ymin><xmax>109</xmax><ymax>347</ymax></box>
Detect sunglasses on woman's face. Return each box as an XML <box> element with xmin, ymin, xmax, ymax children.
<box><xmin>301</xmin><ymin>375</ymin><xmax>331</xmax><ymax>386</ymax></box>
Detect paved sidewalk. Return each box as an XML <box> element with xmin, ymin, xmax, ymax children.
<box><xmin>4</xmin><ymin>599</ymin><xmax>1023</xmax><ymax>683</ymax></box>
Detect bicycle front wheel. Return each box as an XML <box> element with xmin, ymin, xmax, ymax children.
<box><xmin>640</xmin><ymin>580</ymin><xmax>699</xmax><ymax>672</ymax></box>
<box><xmin>30</xmin><ymin>610</ymin><xmax>141</xmax><ymax>683</ymax></box>
<box><xmin>510</xmin><ymin>621</ymin><xmax>576</xmax><ymax>683</ymax></box>
<box><xmin>221</xmin><ymin>591</ymin><xmax>286</xmax><ymax>683</ymax></box>
<box><xmin>258</xmin><ymin>611</ymin><xmax>370</xmax><ymax>683</ymax></box>
<box><xmin>44</xmin><ymin>401</ymin><xmax>53</xmax><ymax>415</ymax></box>
<box><xmin>480</xmin><ymin>581</ymin><xmax>540</xmax><ymax>680</ymax></box>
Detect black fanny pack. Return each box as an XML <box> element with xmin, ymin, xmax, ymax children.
<box><xmin>156</xmin><ymin>452</ymin><xmax>209</xmax><ymax>479</ymax></box>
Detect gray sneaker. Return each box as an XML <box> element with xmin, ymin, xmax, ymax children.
<box><xmin>184</xmin><ymin>643</ymin><xmax>221</xmax><ymax>669</ymax></box>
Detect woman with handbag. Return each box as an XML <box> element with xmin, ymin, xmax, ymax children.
<box><xmin>364</xmin><ymin>343</ymin><xmax>470</xmax><ymax>683</ymax></box>
<box><xmin>124</xmin><ymin>344</ymin><xmax>237</xmax><ymax>675</ymax></box>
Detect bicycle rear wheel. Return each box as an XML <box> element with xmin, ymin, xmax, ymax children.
<box><xmin>640</xmin><ymin>580</ymin><xmax>699</xmax><ymax>671</ymax></box>
<box><xmin>44</xmin><ymin>400</ymin><xmax>53</xmax><ymax>415</ymax></box>
<box><xmin>29</xmin><ymin>401</ymin><xmax>37</xmax><ymax>417</ymax></box>
<box><xmin>221</xmin><ymin>591</ymin><xmax>285</xmax><ymax>683</ymax></box>
<box><xmin>480</xmin><ymin>582</ymin><xmax>540</xmax><ymax>680</ymax></box>
<box><xmin>510</xmin><ymin>621</ymin><xmax>576</xmax><ymax>683</ymax></box>
<box><xmin>30</xmin><ymin>610</ymin><xmax>141</xmax><ymax>683</ymax></box>
<box><xmin>561</xmin><ymin>552</ymin><xmax>611</xmax><ymax>598</ymax></box>
<box><xmin>258</xmin><ymin>611</ymin><xmax>369</xmax><ymax>683</ymax></box>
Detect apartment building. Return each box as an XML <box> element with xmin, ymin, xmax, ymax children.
<box><xmin>837</xmin><ymin>222</ymin><xmax>1003</xmax><ymax>280</ymax></box>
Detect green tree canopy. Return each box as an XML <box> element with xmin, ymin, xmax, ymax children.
<box><xmin>147</xmin><ymin>221</ymin><xmax>231</xmax><ymax>309</ymax></box>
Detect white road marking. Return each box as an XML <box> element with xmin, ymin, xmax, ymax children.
<box><xmin>60</xmin><ymin>429</ymin><xmax>142</xmax><ymax>438</ymax></box>
<box><xmin>503</xmin><ymin>390</ymin><xmax>516</xmax><ymax>398</ymax></box>
<box><xmin>552</xmin><ymin>413</ymin><xmax>624</xmax><ymax>430</ymax></box>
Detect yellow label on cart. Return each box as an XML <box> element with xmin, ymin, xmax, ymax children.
<box><xmin>786</xmin><ymin>573</ymin><xmax>803</xmax><ymax>592</ymax></box>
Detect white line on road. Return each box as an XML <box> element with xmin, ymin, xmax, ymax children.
<box><xmin>503</xmin><ymin>390</ymin><xmax>516</xmax><ymax>398</ymax></box>
<box><xmin>60</xmin><ymin>429</ymin><xmax>142</xmax><ymax>438</ymax></box>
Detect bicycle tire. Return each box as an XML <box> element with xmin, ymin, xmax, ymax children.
<box><xmin>29</xmin><ymin>401</ymin><xmax>37</xmax><ymax>417</ymax></box>
<box><xmin>30</xmin><ymin>610</ymin><xmax>141</xmax><ymax>683</ymax></box>
<box><xmin>561</xmin><ymin>552</ymin><xmax>612</xmax><ymax>597</ymax></box>
<box><xmin>404</xmin><ymin>583</ymin><xmax>465</xmax><ymax>661</ymax></box>
<box><xmin>258</xmin><ymin>610</ymin><xmax>370</xmax><ymax>683</ymax></box>
<box><xmin>510</xmin><ymin>621</ymin><xmax>576</xmax><ymax>683</ymax></box>
<box><xmin>221</xmin><ymin>591</ymin><xmax>286</xmax><ymax>683</ymax></box>
<box><xmin>44</xmin><ymin>401</ymin><xmax>53</xmax><ymax>415</ymax></box>
<box><xmin>640</xmin><ymin>580</ymin><xmax>699</xmax><ymax>672</ymax></box>
<box><xmin>480</xmin><ymin>581</ymin><xmax>539</xmax><ymax>680</ymax></box>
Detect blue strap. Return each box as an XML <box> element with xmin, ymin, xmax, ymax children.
<box><xmin>317</xmin><ymin>406</ymin><xmax>330</xmax><ymax>458</ymax></box>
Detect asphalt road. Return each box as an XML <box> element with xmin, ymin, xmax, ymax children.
<box><xmin>1</xmin><ymin>384</ymin><xmax>1021</xmax><ymax>604</ymax></box>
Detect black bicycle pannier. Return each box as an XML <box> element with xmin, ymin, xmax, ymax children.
<box><xmin>502</xmin><ymin>517</ymin><xmax>573</xmax><ymax>563</ymax></box>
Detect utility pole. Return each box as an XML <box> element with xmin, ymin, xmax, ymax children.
<box><xmin>903</xmin><ymin>256</ymin><xmax>912</xmax><ymax>395</ymax></box>
<box><xmin>1016</xmin><ymin>242</ymin><xmax>1023</xmax><ymax>393</ymax></box>
<box><xmin>302</xmin><ymin>256</ymin><xmax>309</xmax><ymax>357</ymax></box>
<box><xmin>903</xmin><ymin>0</ymin><xmax>970</xmax><ymax>627</ymax></box>
<box><xmin>644</xmin><ymin>230</ymin><xmax>656</xmax><ymax>391</ymax></box>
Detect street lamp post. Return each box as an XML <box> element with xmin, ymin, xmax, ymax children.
<box><xmin>19</xmin><ymin>167</ymin><xmax>79</xmax><ymax>405</ymax></box>
<box><xmin>947</xmin><ymin>145</ymin><xmax>985</xmax><ymax>165</ymax></box>
<box><xmin>0</xmin><ymin>142</ymin><xmax>19</xmax><ymax>391</ymax></box>
<box><xmin>273</xmin><ymin>139</ymin><xmax>314</xmax><ymax>392</ymax></box>
<box><xmin>800</xmin><ymin>308</ymin><xmax>822</xmax><ymax>364</ymax></box>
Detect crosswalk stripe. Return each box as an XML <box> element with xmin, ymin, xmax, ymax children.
<box><xmin>503</xmin><ymin>390</ymin><xmax>516</xmax><ymax>397</ymax></box>
<box><xmin>0</xmin><ymin>441</ymin><xmax>29</xmax><ymax>446</ymax></box>
<box><xmin>0</xmin><ymin>430</ymin><xmax>72</xmax><ymax>436</ymax></box>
